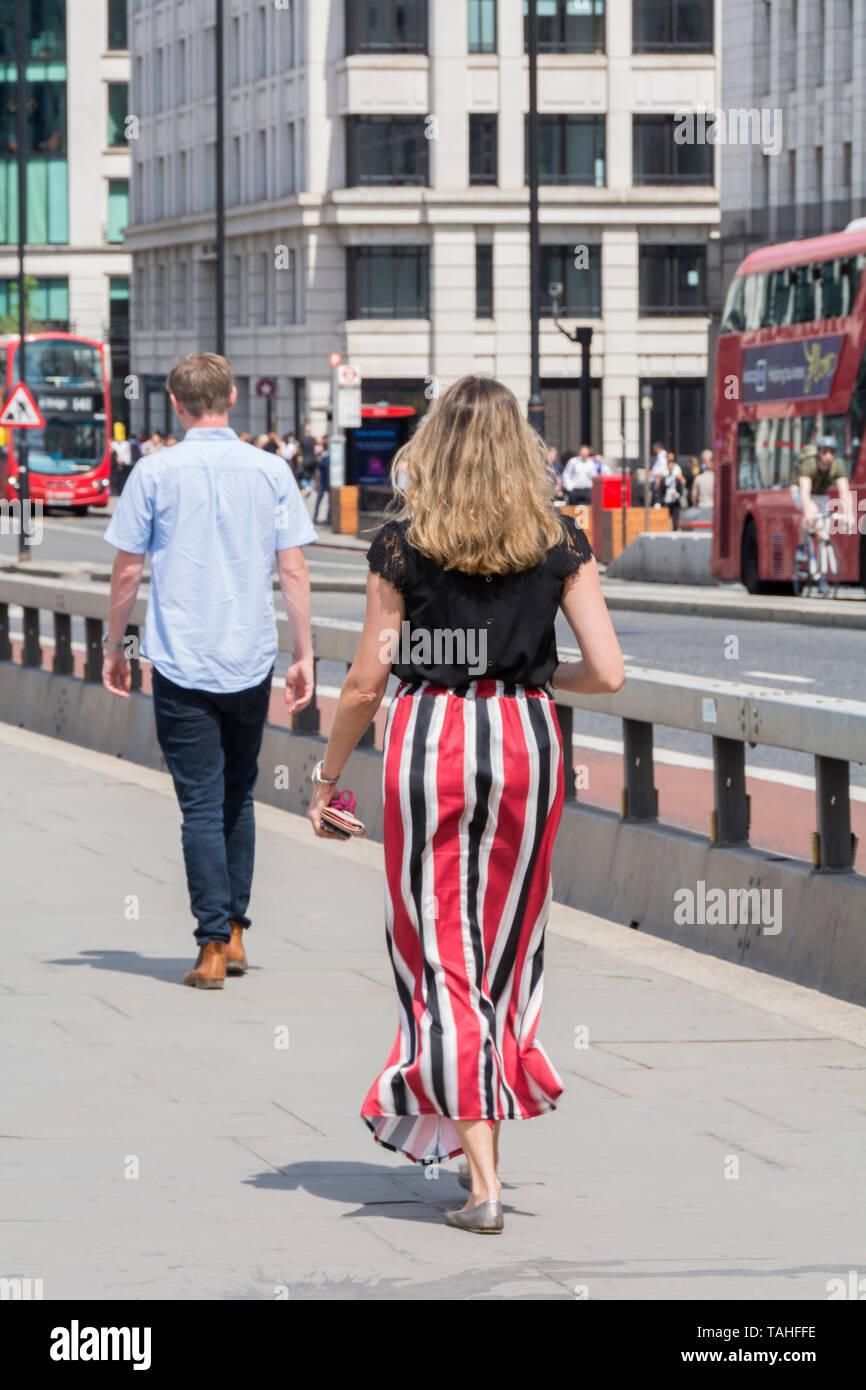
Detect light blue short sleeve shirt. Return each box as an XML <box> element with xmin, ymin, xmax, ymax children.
<box><xmin>104</xmin><ymin>428</ymin><xmax>317</xmax><ymax>693</ymax></box>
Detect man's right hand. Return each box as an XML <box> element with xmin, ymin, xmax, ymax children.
<box><xmin>285</xmin><ymin>655</ymin><xmax>314</xmax><ymax>715</ymax></box>
<box><xmin>102</xmin><ymin>651</ymin><xmax>131</xmax><ymax>699</ymax></box>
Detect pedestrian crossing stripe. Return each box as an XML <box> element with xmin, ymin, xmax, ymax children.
<box><xmin>0</xmin><ymin>382</ymin><xmax>45</xmax><ymax>429</ymax></box>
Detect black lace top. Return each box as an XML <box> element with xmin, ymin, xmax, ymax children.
<box><xmin>366</xmin><ymin>513</ymin><xmax>594</xmax><ymax>688</ymax></box>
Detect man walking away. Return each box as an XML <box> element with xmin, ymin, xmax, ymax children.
<box><xmin>102</xmin><ymin>353</ymin><xmax>317</xmax><ymax>989</ymax></box>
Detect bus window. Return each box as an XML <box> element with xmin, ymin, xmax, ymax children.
<box><xmin>720</xmin><ymin>276</ymin><xmax>744</xmax><ymax>333</ymax></box>
<box><xmin>792</xmin><ymin>264</ymin><xmax>816</xmax><ymax>323</ymax></box>
<box><xmin>847</xmin><ymin>341</ymin><xmax>866</xmax><ymax>474</ymax></box>
<box><xmin>743</xmin><ymin>272</ymin><xmax>768</xmax><ymax>329</ymax></box>
<box><xmin>766</xmin><ymin>268</ymin><xmax>794</xmax><ymax>326</ymax></box>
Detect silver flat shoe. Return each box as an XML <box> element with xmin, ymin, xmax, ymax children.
<box><xmin>444</xmin><ymin>1199</ymin><xmax>504</xmax><ymax>1234</ymax></box>
<box><xmin>457</xmin><ymin>1163</ymin><xmax>472</xmax><ymax>1191</ymax></box>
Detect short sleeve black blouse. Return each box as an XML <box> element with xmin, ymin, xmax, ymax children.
<box><xmin>366</xmin><ymin>513</ymin><xmax>594</xmax><ymax>688</ymax></box>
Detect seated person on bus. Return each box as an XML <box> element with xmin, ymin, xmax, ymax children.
<box><xmin>793</xmin><ymin>438</ymin><xmax>854</xmax><ymax>570</ymax></box>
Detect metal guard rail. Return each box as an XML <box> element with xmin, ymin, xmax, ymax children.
<box><xmin>0</xmin><ymin>572</ymin><xmax>862</xmax><ymax>873</ymax></box>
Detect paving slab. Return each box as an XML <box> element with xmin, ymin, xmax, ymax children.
<box><xmin>1</xmin><ymin>721</ymin><xmax>865</xmax><ymax>1301</ymax></box>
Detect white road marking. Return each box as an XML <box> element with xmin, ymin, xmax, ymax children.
<box><xmin>744</xmin><ymin>671</ymin><xmax>815</xmax><ymax>685</ymax></box>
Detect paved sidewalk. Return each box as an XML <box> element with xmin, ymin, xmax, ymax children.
<box><xmin>2</xmin><ymin>723</ymin><xmax>865</xmax><ymax>1301</ymax></box>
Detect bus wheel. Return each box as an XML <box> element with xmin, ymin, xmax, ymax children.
<box><xmin>741</xmin><ymin>519</ymin><xmax>763</xmax><ymax>595</ymax></box>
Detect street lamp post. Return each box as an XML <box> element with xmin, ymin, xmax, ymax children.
<box><xmin>215</xmin><ymin>0</ymin><xmax>226</xmax><ymax>356</ymax></box>
<box><xmin>641</xmin><ymin>384</ymin><xmax>654</xmax><ymax>532</ymax></box>
<box><xmin>549</xmin><ymin>292</ymin><xmax>594</xmax><ymax>449</ymax></box>
<box><xmin>527</xmin><ymin>0</ymin><xmax>544</xmax><ymax>438</ymax></box>
<box><xmin>14</xmin><ymin>0</ymin><xmax>30</xmax><ymax>561</ymax></box>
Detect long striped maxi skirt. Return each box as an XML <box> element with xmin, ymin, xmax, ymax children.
<box><xmin>361</xmin><ymin>678</ymin><xmax>565</xmax><ymax>1164</ymax></box>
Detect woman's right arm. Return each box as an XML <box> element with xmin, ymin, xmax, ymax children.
<box><xmin>551</xmin><ymin>557</ymin><xmax>625</xmax><ymax>695</ymax></box>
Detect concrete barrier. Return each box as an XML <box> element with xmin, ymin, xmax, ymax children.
<box><xmin>2</xmin><ymin>661</ymin><xmax>865</xmax><ymax>1006</ymax></box>
<box><xmin>606</xmin><ymin>530</ymin><xmax>718</xmax><ymax>585</ymax></box>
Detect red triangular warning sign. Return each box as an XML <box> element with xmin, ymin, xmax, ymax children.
<box><xmin>0</xmin><ymin>382</ymin><xmax>45</xmax><ymax>429</ymax></box>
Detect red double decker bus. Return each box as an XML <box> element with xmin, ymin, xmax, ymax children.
<box><xmin>712</xmin><ymin>224</ymin><xmax>866</xmax><ymax>591</ymax></box>
<box><xmin>1</xmin><ymin>332</ymin><xmax>112</xmax><ymax>515</ymax></box>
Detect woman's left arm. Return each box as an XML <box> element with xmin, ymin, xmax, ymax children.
<box><xmin>308</xmin><ymin>572</ymin><xmax>405</xmax><ymax>837</ymax></box>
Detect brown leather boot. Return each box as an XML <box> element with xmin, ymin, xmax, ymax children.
<box><xmin>183</xmin><ymin>941</ymin><xmax>226</xmax><ymax>989</ymax></box>
<box><xmin>225</xmin><ymin>922</ymin><xmax>248</xmax><ymax>976</ymax></box>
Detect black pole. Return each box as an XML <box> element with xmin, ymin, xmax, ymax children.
<box><xmin>14</xmin><ymin>0</ymin><xmax>30</xmax><ymax>561</ymax></box>
<box><xmin>215</xmin><ymin>0</ymin><xmax>226</xmax><ymax>355</ymax></box>
<box><xmin>577</xmin><ymin>325</ymin><xmax>593</xmax><ymax>448</ymax></box>
<box><xmin>527</xmin><ymin>1</ymin><xmax>544</xmax><ymax>439</ymax></box>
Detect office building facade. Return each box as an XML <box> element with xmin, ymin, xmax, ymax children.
<box><xmin>127</xmin><ymin>0</ymin><xmax>721</xmax><ymax>462</ymax></box>
<box><xmin>0</xmin><ymin>0</ymin><xmax>132</xmax><ymax>425</ymax></box>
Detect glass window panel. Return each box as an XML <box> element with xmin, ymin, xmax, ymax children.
<box><xmin>107</xmin><ymin>83</ymin><xmax>128</xmax><ymax>147</ymax></box>
<box><xmin>108</xmin><ymin>0</ymin><xmax>127</xmax><ymax>50</ymax></box>
<box><xmin>476</xmin><ymin>244</ymin><xmax>493</xmax><ymax>317</ymax></box>
<box><xmin>107</xmin><ymin>177</ymin><xmax>129</xmax><ymax>243</ymax></box>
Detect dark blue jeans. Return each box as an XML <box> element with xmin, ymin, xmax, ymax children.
<box><xmin>152</xmin><ymin>666</ymin><xmax>273</xmax><ymax>944</ymax></box>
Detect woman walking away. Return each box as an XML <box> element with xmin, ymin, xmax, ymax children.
<box><xmin>307</xmin><ymin>376</ymin><xmax>624</xmax><ymax>1234</ymax></box>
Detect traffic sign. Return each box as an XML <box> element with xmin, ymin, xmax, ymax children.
<box><xmin>0</xmin><ymin>382</ymin><xmax>45</xmax><ymax>429</ymax></box>
<box><xmin>338</xmin><ymin>386</ymin><xmax>363</xmax><ymax>430</ymax></box>
<box><xmin>256</xmin><ymin>377</ymin><xmax>277</xmax><ymax>399</ymax></box>
<box><xmin>337</xmin><ymin>364</ymin><xmax>361</xmax><ymax>388</ymax></box>
<box><xmin>328</xmin><ymin>352</ymin><xmax>343</xmax><ymax>369</ymax></box>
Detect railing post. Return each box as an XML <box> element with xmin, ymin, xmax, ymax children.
<box><xmin>622</xmin><ymin>717</ymin><xmax>657</xmax><ymax>821</ymax></box>
<box><xmin>814</xmin><ymin>755</ymin><xmax>854</xmax><ymax>871</ymax></box>
<box><xmin>126</xmin><ymin>624</ymin><xmax>142</xmax><ymax>692</ymax></box>
<box><xmin>84</xmin><ymin>617</ymin><xmax>103</xmax><ymax>683</ymax></box>
<box><xmin>554</xmin><ymin>701</ymin><xmax>575</xmax><ymax>800</ymax></box>
<box><xmin>53</xmin><ymin>612</ymin><xmax>74</xmax><ymax>676</ymax></box>
<box><xmin>711</xmin><ymin>736</ymin><xmax>750</xmax><ymax>845</ymax></box>
<box><xmin>291</xmin><ymin>655</ymin><xmax>319</xmax><ymax>735</ymax></box>
<box><xmin>22</xmin><ymin>607</ymin><xmax>41</xmax><ymax>668</ymax></box>
<box><xmin>0</xmin><ymin>602</ymin><xmax>11</xmax><ymax>661</ymax></box>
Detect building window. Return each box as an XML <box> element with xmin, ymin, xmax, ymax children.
<box><xmin>108</xmin><ymin>0</ymin><xmax>128</xmax><ymax>50</ymax></box>
<box><xmin>540</xmin><ymin>245</ymin><xmax>601</xmax><ymax>316</ymax></box>
<box><xmin>277</xmin><ymin>247</ymin><xmax>297</xmax><ymax>323</ymax></box>
<box><xmin>109</xmin><ymin>275</ymin><xmax>129</xmax><ymax>342</ymax></box>
<box><xmin>348</xmin><ymin>246</ymin><xmax>430</xmax><ymax>319</ymax></box>
<box><xmin>639</xmin><ymin>244</ymin><xmax>707</xmax><ymax>315</ymax></box>
<box><xmin>173</xmin><ymin>261</ymin><xmax>188</xmax><ymax>330</ymax></box>
<box><xmin>249</xmin><ymin>251</ymin><xmax>267</xmax><ymax>326</ymax></box>
<box><xmin>177</xmin><ymin>38</ymin><xmax>187</xmax><ymax>105</ymax></box>
<box><xmin>0</xmin><ymin>275</ymin><xmax>69</xmax><ymax>330</ymax></box>
<box><xmin>469</xmin><ymin>0</ymin><xmax>497</xmax><ymax>52</ymax></box>
<box><xmin>640</xmin><ymin>377</ymin><xmax>705</xmax><ymax>459</ymax></box>
<box><xmin>107</xmin><ymin>178</ymin><xmax>129</xmax><ymax>243</ymax></box>
<box><xmin>283</xmin><ymin>122</ymin><xmax>297</xmax><ymax>194</ymax></box>
<box><xmin>0</xmin><ymin>1</ymin><xmax>67</xmax><ymax>59</ymax></box>
<box><xmin>523</xmin><ymin>0</ymin><xmax>605</xmax><ymax>54</ymax></box>
<box><xmin>107</xmin><ymin>83</ymin><xmax>128</xmax><ymax>147</ymax></box>
<box><xmin>176</xmin><ymin>150</ymin><xmax>187</xmax><ymax>215</ymax></box>
<box><xmin>253</xmin><ymin>130</ymin><xmax>267</xmax><ymax>201</ymax></box>
<box><xmin>526</xmin><ymin>115</ymin><xmax>605</xmax><ymax>187</ymax></box>
<box><xmin>346</xmin><ymin>116</ymin><xmax>429</xmax><ymax>187</ymax></box>
<box><xmin>345</xmin><ymin>0</ymin><xmax>428</xmax><ymax>54</ymax></box>
<box><xmin>469</xmin><ymin>114</ymin><xmax>498</xmax><ymax>185</ymax></box>
<box><xmin>254</xmin><ymin>3</ymin><xmax>268</xmax><ymax>78</ymax></box>
<box><xmin>633</xmin><ymin>115</ymin><xmax>713</xmax><ymax>185</ymax></box>
<box><xmin>476</xmin><ymin>243</ymin><xmax>493</xmax><ymax>318</ymax></box>
<box><xmin>632</xmin><ymin>0</ymin><xmax>713</xmax><ymax>52</ymax></box>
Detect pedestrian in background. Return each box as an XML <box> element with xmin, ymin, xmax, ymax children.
<box><xmin>662</xmin><ymin>455</ymin><xmax>684</xmax><ymax>529</ymax></box>
<box><xmin>312</xmin><ymin>437</ymin><xmax>330</xmax><ymax>525</ymax></box>
<box><xmin>102</xmin><ymin>353</ymin><xmax>317</xmax><ymax>990</ymax></box>
<box><xmin>307</xmin><ymin>374</ymin><xmax>624</xmax><ymax>1233</ymax></box>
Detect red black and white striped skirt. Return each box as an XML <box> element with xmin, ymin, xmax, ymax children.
<box><xmin>361</xmin><ymin>679</ymin><xmax>565</xmax><ymax>1164</ymax></box>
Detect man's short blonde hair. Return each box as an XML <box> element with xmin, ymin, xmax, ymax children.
<box><xmin>166</xmin><ymin>353</ymin><xmax>234</xmax><ymax>418</ymax></box>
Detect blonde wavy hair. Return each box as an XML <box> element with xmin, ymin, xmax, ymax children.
<box><xmin>390</xmin><ymin>375</ymin><xmax>563</xmax><ymax>575</ymax></box>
